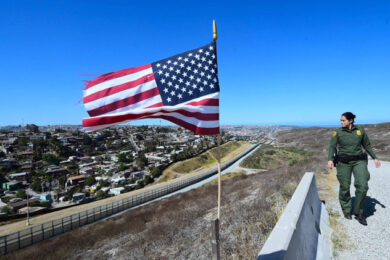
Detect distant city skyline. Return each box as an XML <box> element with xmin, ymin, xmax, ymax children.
<box><xmin>1</xmin><ymin>1</ymin><xmax>390</xmax><ymax>127</ymax></box>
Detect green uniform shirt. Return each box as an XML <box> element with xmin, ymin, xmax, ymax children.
<box><xmin>328</xmin><ymin>125</ymin><xmax>377</xmax><ymax>161</ymax></box>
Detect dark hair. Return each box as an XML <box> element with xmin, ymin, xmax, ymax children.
<box><xmin>342</xmin><ymin>112</ymin><xmax>356</xmax><ymax>122</ymax></box>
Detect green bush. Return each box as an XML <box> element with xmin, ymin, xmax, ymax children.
<box><xmin>1</xmin><ymin>197</ymin><xmax>11</xmax><ymax>203</ymax></box>
<box><xmin>240</xmin><ymin>145</ymin><xmax>309</xmax><ymax>170</ymax></box>
<box><xmin>31</xmin><ymin>180</ymin><xmax>42</xmax><ymax>192</ymax></box>
<box><xmin>1</xmin><ymin>206</ymin><xmax>12</xmax><ymax>214</ymax></box>
<box><xmin>265</xmin><ymin>150</ymin><xmax>276</xmax><ymax>155</ymax></box>
<box><xmin>40</xmin><ymin>201</ymin><xmax>50</xmax><ymax>208</ymax></box>
<box><xmin>16</xmin><ymin>189</ymin><xmax>27</xmax><ymax>199</ymax></box>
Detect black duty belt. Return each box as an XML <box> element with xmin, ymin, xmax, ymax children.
<box><xmin>336</xmin><ymin>153</ymin><xmax>368</xmax><ymax>163</ymax></box>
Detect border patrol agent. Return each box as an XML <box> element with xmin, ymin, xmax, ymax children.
<box><xmin>328</xmin><ymin>112</ymin><xmax>381</xmax><ymax>225</ymax></box>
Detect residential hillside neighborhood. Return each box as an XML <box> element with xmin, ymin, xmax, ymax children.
<box><xmin>0</xmin><ymin>124</ymin><xmax>286</xmax><ymax>220</ymax></box>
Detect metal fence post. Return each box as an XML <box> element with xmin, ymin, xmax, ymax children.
<box><xmin>41</xmin><ymin>224</ymin><xmax>44</xmax><ymax>240</ymax></box>
<box><xmin>52</xmin><ymin>220</ymin><xmax>54</xmax><ymax>235</ymax></box>
<box><xmin>93</xmin><ymin>208</ymin><xmax>96</xmax><ymax>221</ymax></box>
<box><xmin>4</xmin><ymin>236</ymin><xmax>7</xmax><ymax>255</ymax></box>
<box><xmin>30</xmin><ymin>227</ymin><xmax>33</xmax><ymax>245</ymax></box>
<box><xmin>18</xmin><ymin>231</ymin><xmax>20</xmax><ymax>249</ymax></box>
<box><xmin>79</xmin><ymin>212</ymin><xmax>81</xmax><ymax>227</ymax></box>
<box><xmin>61</xmin><ymin>218</ymin><xmax>64</xmax><ymax>233</ymax></box>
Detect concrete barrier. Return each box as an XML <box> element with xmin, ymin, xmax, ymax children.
<box><xmin>257</xmin><ymin>172</ymin><xmax>331</xmax><ymax>260</ymax></box>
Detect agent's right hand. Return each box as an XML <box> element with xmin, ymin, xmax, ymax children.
<box><xmin>328</xmin><ymin>160</ymin><xmax>334</xmax><ymax>169</ymax></box>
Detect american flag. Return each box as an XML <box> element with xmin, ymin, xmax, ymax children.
<box><xmin>82</xmin><ymin>42</ymin><xmax>220</xmax><ymax>135</ymax></box>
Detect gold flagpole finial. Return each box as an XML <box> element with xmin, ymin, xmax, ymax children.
<box><xmin>213</xmin><ymin>20</ymin><xmax>218</xmax><ymax>41</ymax></box>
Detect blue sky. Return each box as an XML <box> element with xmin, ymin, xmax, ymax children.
<box><xmin>1</xmin><ymin>1</ymin><xmax>389</xmax><ymax>127</ymax></box>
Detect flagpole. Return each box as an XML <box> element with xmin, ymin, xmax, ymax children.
<box><xmin>213</xmin><ymin>20</ymin><xmax>222</xmax><ymax>221</ymax></box>
<box><xmin>210</xmin><ymin>20</ymin><xmax>222</xmax><ymax>260</ymax></box>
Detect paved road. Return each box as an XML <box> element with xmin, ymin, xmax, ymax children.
<box><xmin>334</xmin><ymin>160</ymin><xmax>390</xmax><ymax>260</ymax></box>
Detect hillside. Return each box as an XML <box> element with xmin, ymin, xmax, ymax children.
<box><xmin>6</xmin><ymin>123</ymin><xmax>388</xmax><ymax>259</ymax></box>
<box><xmin>240</xmin><ymin>145</ymin><xmax>311</xmax><ymax>169</ymax></box>
<box><xmin>274</xmin><ymin>122</ymin><xmax>390</xmax><ymax>161</ymax></box>
<box><xmin>162</xmin><ymin>141</ymin><xmax>251</xmax><ymax>180</ymax></box>
<box><xmin>5</xmin><ymin>143</ymin><xmax>323</xmax><ymax>259</ymax></box>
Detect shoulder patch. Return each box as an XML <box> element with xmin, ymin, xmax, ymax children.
<box><xmin>356</xmin><ymin>130</ymin><xmax>362</xmax><ymax>136</ymax></box>
<box><xmin>332</xmin><ymin>131</ymin><xmax>337</xmax><ymax>137</ymax></box>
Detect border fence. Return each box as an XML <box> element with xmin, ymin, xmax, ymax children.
<box><xmin>0</xmin><ymin>143</ymin><xmax>260</xmax><ymax>255</ymax></box>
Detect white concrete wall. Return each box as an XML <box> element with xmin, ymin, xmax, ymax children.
<box><xmin>257</xmin><ymin>172</ymin><xmax>331</xmax><ymax>260</ymax></box>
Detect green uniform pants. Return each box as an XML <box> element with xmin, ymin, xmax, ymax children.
<box><xmin>336</xmin><ymin>160</ymin><xmax>370</xmax><ymax>215</ymax></box>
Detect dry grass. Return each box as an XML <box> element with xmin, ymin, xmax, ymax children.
<box><xmin>162</xmin><ymin>141</ymin><xmax>249</xmax><ymax>180</ymax></box>
<box><xmin>205</xmin><ymin>170</ymin><xmax>247</xmax><ymax>185</ymax></box>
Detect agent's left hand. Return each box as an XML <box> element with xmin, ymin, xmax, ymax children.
<box><xmin>374</xmin><ymin>159</ymin><xmax>381</xmax><ymax>168</ymax></box>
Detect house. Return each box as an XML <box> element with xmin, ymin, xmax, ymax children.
<box><xmin>95</xmin><ymin>176</ymin><xmax>109</xmax><ymax>181</ymax></box>
<box><xmin>72</xmin><ymin>193</ymin><xmax>86</xmax><ymax>202</ymax></box>
<box><xmin>8</xmin><ymin>197</ymin><xmax>40</xmax><ymax>211</ymax></box>
<box><xmin>16</xmin><ymin>150</ymin><xmax>34</xmax><ymax>157</ymax></box>
<box><xmin>9</xmin><ymin>172</ymin><xmax>30</xmax><ymax>181</ymax></box>
<box><xmin>46</xmin><ymin>167</ymin><xmax>69</xmax><ymax>176</ymax></box>
<box><xmin>131</xmin><ymin>172</ymin><xmax>145</xmax><ymax>179</ymax></box>
<box><xmin>156</xmin><ymin>146</ymin><xmax>165</xmax><ymax>151</ymax></box>
<box><xmin>40</xmin><ymin>193</ymin><xmax>52</xmax><ymax>202</ymax></box>
<box><xmin>2</xmin><ymin>181</ymin><xmax>23</xmax><ymax>191</ymax></box>
<box><xmin>100</xmin><ymin>187</ymin><xmax>110</xmax><ymax>193</ymax></box>
<box><xmin>79</xmin><ymin>167</ymin><xmax>94</xmax><ymax>175</ymax></box>
<box><xmin>145</xmin><ymin>154</ymin><xmax>166</xmax><ymax>163</ymax></box>
<box><xmin>59</xmin><ymin>160</ymin><xmax>73</xmax><ymax>166</ymax></box>
<box><xmin>0</xmin><ymin>158</ymin><xmax>16</xmax><ymax>166</ymax></box>
<box><xmin>79</xmin><ymin>156</ymin><xmax>92</xmax><ymax>163</ymax></box>
<box><xmin>109</xmin><ymin>187</ymin><xmax>125</xmax><ymax>196</ymax></box>
<box><xmin>111</xmin><ymin>176</ymin><xmax>126</xmax><ymax>184</ymax></box>
<box><xmin>66</xmin><ymin>175</ymin><xmax>85</xmax><ymax>187</ymax></box>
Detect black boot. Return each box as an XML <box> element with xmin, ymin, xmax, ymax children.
<box><xmin>354</xmin><ymin>214</ymin><xmax>367</xmax><ymax>225</ymax></box>
<box><xmin>343</xmin><ymin>212</ymin><xmax>352</xmax><ymax>220</ymax></box>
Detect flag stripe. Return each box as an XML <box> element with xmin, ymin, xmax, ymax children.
<box><xmin>145</xmin><ymin>102</ymin><xmax>164</xmax><ymax>109</ymax></box>
<box><xmin>83</xmin><ymin>74</ymin><xmax>155</xmax><ymax>104</ymax></box>
<box><xmin>152</xmin><ymin>115</ymin><xmax>220</xmax><ymax>135</ymax></box>
<box><xmin>85</xmin><ymin>64</ymin><xmax>152</xmax><ymax>90</ymax></box>
<box><xmin>84</xmin><ymin>80</ymin><xmax>158</xmax><ymax>111</ymax></box>
<box><xmin>86</xmin><ymin>92</ymin><xmax>219</xmax><ymax>117</ymax></box>
<box><xmin>92</xmin><ymin>95</ymin><xmax>164</xmax><ymax>117</ymax></box>
<box><xmin>87</xmin><ymin>87</ymin><xmax>161</xmax><ymax>117</ymax></box>
<box><xmin>84</xmin><ymin>67</ymin><xmax>153</xmax><ymax>97</ymax></box>
<box><xmin>83</xmin><ymin>118</ymin><xmax>219</xmax><ymax>135</ymax></box>
<box><xmin>185</xmin><ymin>98</ymin><xmax>219</xmax><ymax>107</ymax></box>
<box><xmin>83</xmin><ymin>108</ymin><xmax>219</xmax><ymax>127</ymax></box>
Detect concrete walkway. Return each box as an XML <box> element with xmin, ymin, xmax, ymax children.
<box><xmin>332</xmin><ymin>160</ymin><xmax>390</xmax><ymax>260</ymax></box>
